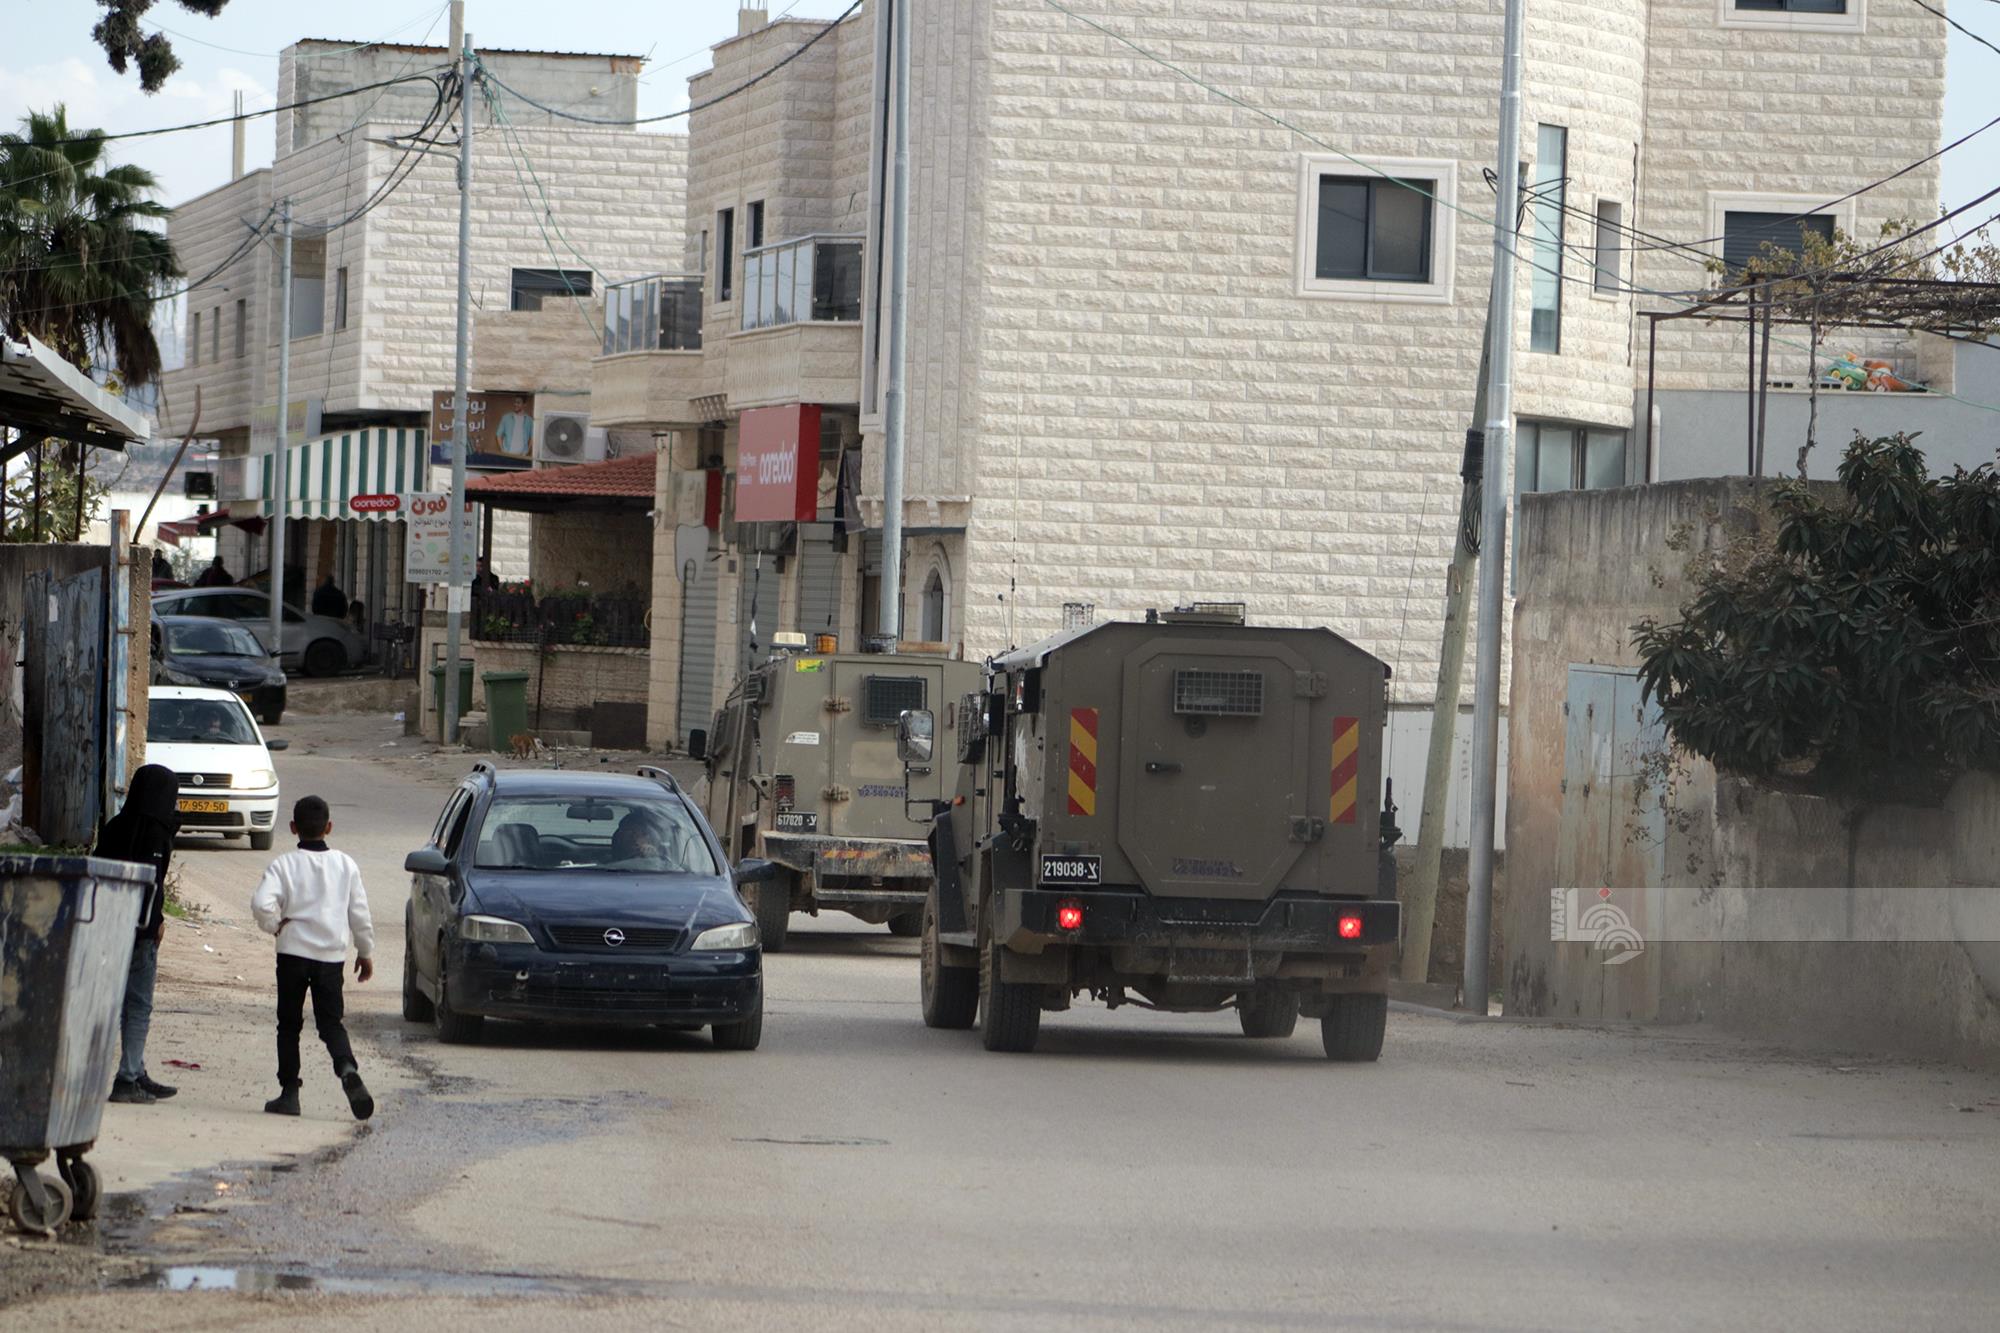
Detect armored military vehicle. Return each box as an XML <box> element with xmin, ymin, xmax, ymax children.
<box><xmin>701</xmin><ymin>638</ymin><xmax>983</xmax><ymax>950</ymax></box>
<box><xmin>902</xmin><ymin>605</ymin><xmax>1402</xmax><ymax>1057</ymax></box>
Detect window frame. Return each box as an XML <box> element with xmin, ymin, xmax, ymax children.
<box><xmin>189</xmin><ymin>310</ymin><xmax>200</xmax><ymax>366</ymax></box>
<box><xmin>717</xmin><ymin>208</ymin><xmax>736</xmax><ymax>304</ymax></box>
<box><xmin>1528</xmin><ymin>125</ymin><xmax>1567</xmax><ymax>354</ymax></box>
<box><xmin>1719</xmin><ymin>0</ymin><xmax>1863</xmax><ymax>35</ymax></box>
<box><xmin>509</xmin><ymin>267</ymin><xmax>592</xmax><ymax>313</ymax></box>
<box><xmin>209</xmin><ymin>307</ymin><xmax>221</xmax><ymax>362</ymax></box>
<box><xmin>747</xmin><ymin>200</ymin><xmax>765</xmax><ymax>250</ymax></box>
<box><xmin>1708</xmin><ymin>192</ymin><xmax>1853</xmax><ymax>276</ymax></box>
<box><xmin>1296</xmin><ymin>155</ymin><xmax>1457</xmax><ymax>305</ymax></box>
<box><xmin>235</xmin><ymin>298</ymin><xmax>247</xmax><ymax>356</ymax></box>
<box><xmin>1592</xmin><ymin>199</ymin><xmax>1624</xmax><ymax>300</ymax></box>
<box><xmin>334</xmin><ymin>267</ymin><xmax>349</xmax><ymax>331</ymax></box>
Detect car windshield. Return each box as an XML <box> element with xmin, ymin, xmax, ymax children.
<box><xmin>166</xmin><ymin>622</ymin><xmax>266</xmax><ymax>658</ymax></box>
<box><xmin>473</xmin><ymin>795</ymin><xmax>718</xmax><ymax>875</ymax></box>
<box><xmin>147</xmin><ymin>697</ymin><xmax>261</xmax><ymax>745</ymax></box>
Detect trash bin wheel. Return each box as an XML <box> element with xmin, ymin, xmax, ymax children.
<box><xmin>8</xmin><ymin>1172</ymin><xmax>73</xmax><ymax>1233</ymax></box>
<box><xmin>56</xmin><ymin>1157</ymin><xmax>100</xmax><ymax>1222</ymax></box>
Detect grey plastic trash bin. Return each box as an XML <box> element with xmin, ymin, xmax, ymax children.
<box><xmin>0</xmin><ymin>854</ymin><xmax>152</xmax><ymax>1233</ymax></box>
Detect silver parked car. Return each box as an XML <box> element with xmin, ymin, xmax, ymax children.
<box><xmin>151</xmin><ymin>587</ymin><xmax>364</xmax><ymax>677</ymax></box>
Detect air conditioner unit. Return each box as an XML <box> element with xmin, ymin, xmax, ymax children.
<box><xmin>538</xmin><ymin>411</ymin><xmax>608</xmax><ymax>467</ymax></box>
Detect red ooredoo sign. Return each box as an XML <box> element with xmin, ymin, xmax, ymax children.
<box><xmin>735</xmin><ymin>404</ymin><xmax>821</xmax><ymax>523</ymax></box>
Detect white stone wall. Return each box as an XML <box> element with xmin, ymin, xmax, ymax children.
<box><xmin>157</xmin><ymin>170</ymin><xmax>274</xmax><ymax>441</ymax></box>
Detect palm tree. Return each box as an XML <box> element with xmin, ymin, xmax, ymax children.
<box><xmin>0</xmin><ymin>105</ymin><xmax>181</xmax><ymax>386</ymax></box>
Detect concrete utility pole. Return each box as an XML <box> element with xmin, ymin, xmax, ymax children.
<box><xmin>1465</xmin><ymin>0</ymin><xmax>1528</xmax><ymax>1013</ymax></box>
<box><xmin>270</xmin><ymin>200</ymin><xmax>294</xmax><ymax>659</ymax></box>
<box><xmin>443</xmin><ymin>0</ymin><xmax>473</xmax><ymax>743</ymax></box>
<box><xmin>876</xmin><ymin>0</ymin><xmax>912</xmax><ymax>642</ymax></box>
<box><xmin>1400</xmin><ymin>265</ymin><xmax>1499</xmax><ymax>985</ymax></box>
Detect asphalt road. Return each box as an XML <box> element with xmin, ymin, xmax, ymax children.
<box><xmin>20</xmin><ymin>718</ymin><xmax>2000</xmax><ymax>1330</ymax></box>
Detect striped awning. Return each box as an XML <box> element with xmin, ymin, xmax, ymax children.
<box><xmin>255</xmin><ymin>426</ymin><xmax>430</xmax><ymax>520</ymax></box>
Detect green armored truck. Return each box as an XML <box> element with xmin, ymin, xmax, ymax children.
<box><xmin>701</xmin><ymin>638</ymin><xmax>983</xmax><ymax>950</ymax></box>
<box><xmin>902</xmin><ymin>605</ymin><xmax>1403</xmax><ymax>1057</ymax></box>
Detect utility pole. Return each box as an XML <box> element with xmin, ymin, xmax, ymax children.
<box><xmin>270</xmin><ymin>200</ymin><xmax>294</xmax><ymax>659</ymax></box>
<box><xmin>443</xmin><ymin>0</ymin><xmax>473</xmax><ymax>743</ymax></box>
<box><xmin>876</xmin><ymin>0</ymin><xmax>911</xmax><ymax>642</ymax></box>
<box><xmin>1400</xmin><ymin>266</ymin><xmax>1499</xmax><ymax>985</ymax></box>
<box><xmin>1465</xmin><ymin>0</ymin><xmax>1528</xmax><ymax>1014</ymax></box>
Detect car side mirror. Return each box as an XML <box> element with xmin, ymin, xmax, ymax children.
<box><xmin>686</xmin><ymin>728</ymin><xmax>708</xmax><ymax>762</ymax></box>
<box><xmin>405</xmin><ymin>847</ymin><xmax>451</xmax><ymax>875</ymax></box>
<box><xmin>896</xmin><ymin>709</ymin><xmax>935</xmax><ymax>766</ymax></box>
<box><xmin>266</xmin><ymin>738</ymin><xmax>290</xmax><ymax>751</ymax></box>
<box><xmin>733</xmin><ymin>857</ymin><xmax>778</xmax><ymax>885</ymax></box>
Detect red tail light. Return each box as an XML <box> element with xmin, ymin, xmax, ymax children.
<box><xmin>1056</xmin><ymin>901</ymin><xmax>1084</xmax><ymax>932</ymax></box>
<box><xmin>1337</xmin><ymin>913</ymin><xmax>1363</xmax><ymax>940</ymax></box>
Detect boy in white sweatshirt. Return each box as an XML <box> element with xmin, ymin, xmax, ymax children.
<box><xmin>250</xmin><ymin>794</ymin><xmax>376</xmax><ymax>1120</ymax></box>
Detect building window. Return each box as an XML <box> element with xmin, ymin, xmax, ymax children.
<box><xmin>717</xmin><ymin>208</ymin><xmax>735</xmax><ymax>302</ymax></box>
<box><xmin>1517</xmin><ymin>422</ymin><xmax>1629</xmax><ymax>495</ymax></box>
<box><xmin>209</xmin><ymin>308</ymin><xmax>220</xmax><ymax>362</ymax></box>
<box><xmin>1722</xmin><ymin>0</ymin><xmax>1862</xmax><ymax>32</ymax></box>
<box><xmin>1593</xmin><ymin>201</ymin><xmax>1623</xmax><ymax>295</ymax></box>
<box><xmin>234</xmin><ymin>298</ymin><xmax>247</xmax><ymax>357</ymax></box>
<box><xmin>334</xmin><ymin>267</ymin><xmax>349</xmax><ymax>331</ymax></box>
<box><xmin>288</xmin><ymin>236</ymin><xmax>326</xmax><ymax>340</ymax></box>
<box><xmin>1722</xmin><ymin>210</ymin><xmax>1836</xmax><ymax>275</ymax></box>
<box><xmin>747</xmin><ymin>200</ymin><xmax>764</xmax><ymax>250</ymax></box>
<box><xmin>190</xmin><ymin>310</ymin><xmax>200</xmax><ymax>366</ymax></box>
<box><xmin>921</xmin><ymin>568</ymin><xmax>945</xmax><ymax>643</ymax></box>
<box><xmin>1296</xmin><ymin>155</ymin><xmax>1456</xmax><ymax>303</ymax></box>
<box><xmin>509</xmin><ymin>268</ymin><xmax>591</xmax><ymax>312</ymax></box>
<box><xmin>1529</xmin><ymin>125</ymin><xmax>1566</xmax><ymax>353</ymax></box>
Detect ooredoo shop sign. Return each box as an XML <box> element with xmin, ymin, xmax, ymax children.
<box><xmin>735</xmin><ymin>404</ymin><xmax>822</xmax><ymax>523</ymax></box>
<box><xmin>349</xmin><ymin>493</ymin><xmax>401</xmax><ymax>514</ymax></box>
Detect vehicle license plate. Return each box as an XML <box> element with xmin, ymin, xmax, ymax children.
<box><xmin>178</xmin><ymin>799</ymin><xmax>228</xmax><ymax>814</ymax></box>
<box><xmin>775</xmin><ymin>811</ymin><xmax>818</xmax><ymax>832</ymax></box>
<box><xmin>1039</xmin><ymin>854</ymin><xmax>1101</xmax><ymax>885</ymax></box>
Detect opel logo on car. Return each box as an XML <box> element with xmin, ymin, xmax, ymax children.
<box><xmin>603</xmin><ymin>928</ymin><xmax>626</xmax><ymax>947</ymax></box>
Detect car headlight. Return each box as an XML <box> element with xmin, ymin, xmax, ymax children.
<box><xmin>460</xmin><ymin>915</ymin><xmax>535</xmax><ymax>944</ymax></box>
<box><xmin>690</xmin><ymin>921</ymin><xmax>759</xmax><ymax>951</ymax></box>
<box><xmin>240</xmin><ymin>769</ymin><xmax>278</xmax><ymax>789</ymax></box>
<box><xmin>163</xmin><ymin>666</ymin><xmax>203</xmax><ymax>686</ymax></box>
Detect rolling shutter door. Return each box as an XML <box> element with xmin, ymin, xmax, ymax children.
<box><xmin>678</xmin><ymin>555</ymin><xmax>719</xmax><ymax>739</ymax></box>
<box><xmin>796</xmin><ymin>523</ymin><xmax>841</xmax><ymax>642</ymax></box>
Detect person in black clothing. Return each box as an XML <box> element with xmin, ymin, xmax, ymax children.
<box><xmin>95</xmin><ymin>765</ymin><xmax>181</xmax><ymax>1105</ymax></box>
<box><xmin>195</xmin><ymin>556</ymin><xmax>233</xmax><ymax>587</ymax></box>
<box><xmin>472</xmin><ymin>556</ymin><xmax>500</xmax><ymax>595</ymax></box>
<box><xmin>151</xmin><ymin>550</ymin><xmax>173</xmax><ymax>581</ymax></box>
<box><xmin>311</xmin><ymin>574</ymin><xmax>348</xmax><ymax>619</ymax></box>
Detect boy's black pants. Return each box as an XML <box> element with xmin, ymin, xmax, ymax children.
<box><xmin>275</xmin><ymin>953</ymin><xmax>357</xmax><ymax>1087</ymax></box>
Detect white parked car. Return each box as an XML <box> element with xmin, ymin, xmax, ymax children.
<box><xmin>151</xmin><ymin>587</ymin><xmax>363</xmax><ymax>677</ymax></box>
<box><xmin>145</xmin><ymin>686</ymin><xmax>290</xmax><ymax>850</ymax></box>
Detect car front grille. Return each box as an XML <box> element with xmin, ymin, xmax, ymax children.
<box><xmin>545</xmin><ymin>925</ymin><xmax>683</xmax><ymax>952</ymax></box>
<box><xmin>482</xmin><ymin>986</ymin><xmax>738</xmax><ymax>1013</ymax></box>
<box><xmin>176</xmin><ymin>772</ymin><xmax>236</xmax><ymax>789</ymax></box>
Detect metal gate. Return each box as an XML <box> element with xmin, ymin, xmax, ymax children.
<box><xmin>23</xmin><ymin>566</ymin><xmax>105</xmax><ymax>846</ymax></box>
<box><xmin>1558</xmin><ymin>665</ymin><xmax>1668</xmax><ymax>894</ymax></box>
<box><xmin>796</xmin><ymin>522</ymin><xmax>841</xmax><ymax>644</ymax></box>
<box><xmin>678</xmin><ymin>554</ymin><xmax>719</xmax><ymax>740</ymax></box>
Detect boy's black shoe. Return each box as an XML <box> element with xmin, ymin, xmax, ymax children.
<box><xmin>263</xmin><ymin>1085</ymin><xmax>301</xmax><ymax>1117</ymax></box>
<box><xmin>341</xmin><ymin>1069</ymin><xmax>374</xmax><ymax>1122</ymax></box>
<box><xmin>137</xmin><ymin>1074</ymin><xmax>178</xmax><ymax>1100</ymax></box>
<box><xmin>108</xmin><ymin>1078</ymin><xmax>156</xmax><ymax>1105</ymax></box>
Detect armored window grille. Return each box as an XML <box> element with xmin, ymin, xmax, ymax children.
<box><xmin>863</xmin><ymin>675</ymin><xmax>927</xmax><ymax>727</ymax></box>
<box><xmin>1173</xmin><ymin>669</ymin><xmax>1264</xmax><ymax>717</ymax></box>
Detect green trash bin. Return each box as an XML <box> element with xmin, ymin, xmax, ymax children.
<box><xmin>482</xmin><ymin>670</ymin><xmax>532</xmax><ymax>753</ymax></box>
<box><xmin>429</xmin><ymin>661</ymin><xmax>475</xmax><ymax>742</ymax></box>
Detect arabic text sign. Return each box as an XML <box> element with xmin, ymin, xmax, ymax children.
<box><xmin>404</xmin><ymin>491</ymin><xmax>476</xmax><ymax>584</ymax></box>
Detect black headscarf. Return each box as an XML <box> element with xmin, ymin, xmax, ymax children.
<box><xmin>94</xmin><ymin>764</ymin><xmax>180</xmax><ymax>935</ymax></box>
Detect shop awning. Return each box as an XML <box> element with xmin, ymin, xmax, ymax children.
<box><xmin>1</xmin><ymin>334</ymin><xmax>151</xmax><ymax>453</ymax></box>
<box><xmin>254</xmin><ymin>425</ymin><xmax>429</xmax><ymax>520</ymax></box>
<box><xmin>156</xmin><ymin>506</ymin><xmax>267</xmax><ymax>546</ymax></box>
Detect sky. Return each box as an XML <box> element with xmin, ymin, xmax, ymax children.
<box><xmin>4</xmin><ymin>1</ymin><xmax>2000</xmax><ymax>236</ymax></box>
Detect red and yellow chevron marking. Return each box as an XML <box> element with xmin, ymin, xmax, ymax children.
<box><xmin>1067</xmin><ymin>707</ymin><xmax>1099</xmax><ymax>817</ymax></box>
<box><xmin>1329</xmin><ymin>716</ymin><xmax>1360</xmax><ymax>825</ymax></box>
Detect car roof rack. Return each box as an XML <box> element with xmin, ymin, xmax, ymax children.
<box><xmin>636</xmin><ymin>764</ymin><xmax>682</xmax><ymax>794</ymax></box>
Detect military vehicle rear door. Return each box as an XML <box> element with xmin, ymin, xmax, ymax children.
<box><xmin>827</xmin><ymin>660</ymin><xmax>937</xmax><ymax>838</ymax></box>
<box><xmin>1116</xmin><ymin>639</ymin><xmax>1314</xmax><ymax>901</ymax></box>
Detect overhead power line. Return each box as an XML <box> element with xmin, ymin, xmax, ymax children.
<box><xmin>25</xmin><ymin>70</ymin><xmax>452</xmax><ymax>148</ymax></box>
<box><xmin>476</xmin><ymin>0</ymin><xmax>863</xmax><ymax>127</ymax></box>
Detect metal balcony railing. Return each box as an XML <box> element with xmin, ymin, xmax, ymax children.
<box><xmin>741</xmin><ymin>234</ymin><xmax>863</xmax><ymax>332</ymax></box>
<box><xmin>602</xmin><ymin>274</ymin><xmax>704</xmax><ymax>355</ymax></box>
<box><xmin>473</xmin><ymin>588</ymin><xmax>649</xmax><ymax>649</ymax></box>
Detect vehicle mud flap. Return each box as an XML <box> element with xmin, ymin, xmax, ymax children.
<box><xmin>930</xmin><ymin>814</ymin><xmax>969</xmax><ymax>935</ymax></box>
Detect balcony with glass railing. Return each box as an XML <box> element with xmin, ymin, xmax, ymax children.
<box><xmin>741</xmin><ymin>235</ymin><xmax>863</xmax><ymax>332</ymax></box>
<box><xmin>601</xmin><ymin>274</ymin><xmax>704</xmax><ymax>355</ymax></box>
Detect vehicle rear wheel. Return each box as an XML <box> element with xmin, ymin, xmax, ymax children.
<box><xmin>711</xmin><ymin>984</ymin><xmax>764</xmax><ymax>1051</ymax></box>
<box><xmin>302</xmin><ymin>638</ymin><xmax>345</xmax><ymax>678</ymax></box>
<box><xmin>401</xmin><ymin>910</ymin><xmax>435</xmax><ymax>1023</ymax></box>
<box><xmin>920</xmin><ymin>889</ymin><xmax>977</xmax><ymax>1030</ymax></box>
<box><xmin>1320</xmin><ymin>992</ymin><xmax>1388</xmax><ymax>1062</ymax></box>
<box><xmin>250</xmin><ymin>830</ymin><xmax>275</xmax><ymax>852</ymax></box>
<box><xmin>1238</xmin><ymin>989</ymin><xmax>1300</xmax><ymax>1039</ymax></box>
<box><xmin>886</xmin><ymin>911</ymin><xmax>923</xmax><ymax>938</ymax></box>
<box><xmin>753</xmin><ymin>876</ymin><xmax>791</xmax><ymax>952</ymax></box>
<box><xmin>260</xmin><ymin>709</ymin><xmax>284</xmax><ymax>727</ymax></box>
<box><xmin>979</xmin><ymin>932</ymin><xmax>1042</xmax><ymax>1054</ymax></box>
<box><xmin>432</xmin><ymin>951</ymin><xmax>484</xmax><ymax>1044</ymax></box>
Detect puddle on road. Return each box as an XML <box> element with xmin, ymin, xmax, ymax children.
<box><xmin>125</xmin><ymin>1265</ymin><xmax>575</xmax><ymax>1297</ymax></box>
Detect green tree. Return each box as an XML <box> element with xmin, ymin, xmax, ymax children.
<box><xmin>0</xmin><ymin>105</ymin><xmax>181</xmax><ymax>386</ymax></box>
<box><xmin>0</xmin><ymin>449</ymin><xmax>111</xmax><ymax>543</ymax></box>
<box><xmin>91</xmin><ymin>1</ymin><xmax>230</xmax><ymax>93</ymax></box>
<box><xmin>1633</xmin><ymin>433</ymin><xmax>2000</xmax><ymax>798</ymax></box>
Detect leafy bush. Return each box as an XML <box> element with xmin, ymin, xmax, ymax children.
<box><xmin>1633</xmin><ymin>433</ymin><xmax>2000</xmax><ymax>795</ymax></box>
